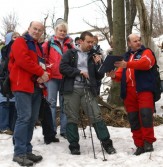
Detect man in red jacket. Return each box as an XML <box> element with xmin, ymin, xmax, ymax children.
<box><xmin>107</xmin><ymin>34</ymin><xmax>156</xmax><ymax>156</ymax></box>
<box><xmin>9</xmin><ymin>21</ymin><xmax>50</xmax><ymax>166</ymax></box>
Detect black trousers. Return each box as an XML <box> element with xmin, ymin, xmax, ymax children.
<box><xmin>40</xmin><ymin>97</ymin><xmax>56</xmax><ymax>140</ymax></box>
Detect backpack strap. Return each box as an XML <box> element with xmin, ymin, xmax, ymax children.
<box><xmin>47</xmin><ymin>40</ymin><xmax>51</xmax><ymax>56</ymax></box>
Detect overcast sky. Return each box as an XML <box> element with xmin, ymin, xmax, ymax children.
<box><xmin>0</xmin><ymin>0</ymin><xmax>107</xmax><ymax>39</ymax></box>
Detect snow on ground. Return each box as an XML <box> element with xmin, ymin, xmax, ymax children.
<box><xmin>0</xmin><ymin>94</ymin><xmax>163</xmax><ymax>167</ymax></box>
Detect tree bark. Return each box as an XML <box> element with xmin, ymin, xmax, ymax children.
<box><xmin>109</xmin><ymin>0</ymin><xmax>125</xmax><ymax>106</ymax></box>
<box><xmin>125</xmin><ymin>0</ymin><xmax>137</xmax><ymax>38</ymax></box>
<box><xmin>135</xmin><ymin>0</ymin><xmax>152</xmax><ymax>48</ymax></box>
<box><xmin>106</xmin><ymin>0</ymin><xmax>113</xmax><ymax>38</ymax></box>
<box><xmin>113</xmin><ymin>0</ymin><xmax>125</xmax><ymax>55</ymax></box>
<box><xmin>64</xmin><ymin>0</ymin><xmax>69</xmax><ymax>22</ymax></box>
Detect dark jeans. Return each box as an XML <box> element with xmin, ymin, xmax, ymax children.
<box><xmin>14</xmin><ymin>87</ymin><xmax>42</xmax><ymax>156</ymax></box>
<box><xmin>0</xmin><ymin>101</ymin><xmax>17</xmax><ymax>131</ymax></box>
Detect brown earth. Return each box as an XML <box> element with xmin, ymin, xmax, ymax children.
<box><xmin>56</xmin><ymin>105</ymin><xmax>163</xmax><ymax>128</ymax></box>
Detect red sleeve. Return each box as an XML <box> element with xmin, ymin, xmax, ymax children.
<box><xmin>127</xmin><ymin>49</ymin><xmax>155</xmax><ymax>70</ymax></box>
<box><xmin>11</xmin><ymin>38</ymin><xmax>44</xmax><ymax>77</ymax></box>
<box><xmin>112</xmin><ymin>68</ymin><xmax>123</xmax><ymax>82</ymax></box>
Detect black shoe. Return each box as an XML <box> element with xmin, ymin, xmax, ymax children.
<box><xmin>27</xmin><ymin>153</ymin><xmax>43</xmax><ymax>163</ymax></box>
<box><xmin>0</xmin><ymin>129</ymin><xmax>13</xmax><ymax>135</ymax></box>
<box><xmin>71</xmin><ymin>148</ymin><xmax>81</xmax><ymax>155</ymax></box>
<box><xmin>102</xmin><ymin>139</ymin><xmax>116</xmax><ymax>154</ymax></box>
<box><xmin>44</xmin><ymin>137</ymin><xmax>60</xmax><ymax>144</ymax></box>
<box><xmin>134</xmin><ymin>147</ymin><xmax>145</xmax><ymax>155</ymax></box>
<box><xmin>52</xmin><ymin>137</ymin><xmax>60</xmax><ymax>142</ymax></box>
<box><xmin>105</xmin><ymin>145</ymin><xmax>116</xmax><ymax>154</ymax></box>
<box><xmin>144</xmin><ymin>141</ymin><xmax>154</xmax><ymax>152</ymax></box>
<box><xmin>69</xmin><ymin>142</ymin><xmax>80</xmax><ymax>155</ymax></box>
<box><xmin>13</xmin><ymin>155</ymin><xmax>33</xmax><ymax>166</ymax></box>
<box><xmin>60</xmin><ymin>133</ymin><xmax>67</xmax><ymax>139</ymax></box>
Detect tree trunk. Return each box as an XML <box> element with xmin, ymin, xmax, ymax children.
<box><xmin>113</xmin><ymin>0</ymin><xmax>125</xmax><ymax>55</ymax></box>
<box><xmin>149</xmin><ymin>0</ymin><xmax>154</xmax><ymax>35</ymax></box>
<box><xmin>109</xmin><ymin>0</ymin><xmax>125</xmax><ymax>106</ymax></box>
<box><xmin>135</xmin><ymin>0</ymin><xmax>152</xmax><ymax>48</ymax></box>
<box><xmin>125</xmin><ymin>0</ymin><xmax>137</xmax><ymax>38</ymax></box>
<box><xmin>106</xmin><ymin>0</ymin><xmax>113</xmax><ymax>38</ymax></box>
<box><xmin>64</xmin><ymin>0</ymin><xmax>69</xmax><ymax>22</ymax></box>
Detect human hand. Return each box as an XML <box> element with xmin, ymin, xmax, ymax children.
<box><xmin>106</xmin><ymin>70</ymin><xmax>116</xmax><ymax>78</ymax></box>
<box><xmin>114</xmin><ymin>60</ymin><xmax>127</xmax><ymax>68</ymax></box>
<box><xmin>40</xmin><ymin>71</ymin><xmax>50</xmax><ymax>82</ymax></box>
<box><xmin>93</xmin><ymin>54</ymin><xmax>102</xmax><ymax>64</ymax></box>
<box><xmin>80</xmin><ymin>71</ymin><xmax>89</xmax><ymax>79</ymax></box>
<box><xmin>37</xmin><ymin>77</ymin><xmax>44</xmax><ymax>84</ymax></box>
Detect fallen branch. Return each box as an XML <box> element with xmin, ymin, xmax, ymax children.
<box><xmin>96</xmin><ymin>96</ymin><xmax>114</xmax><ymax>110</ymax></box>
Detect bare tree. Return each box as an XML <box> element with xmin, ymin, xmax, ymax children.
<box><xmin>83</xmin><ymin>19</ymin><xmax>111</xmax><ymax>44</ymax></box>
<box><xmin>146</xmin><ymin>0</ymin><xmax>163</xmax><ymax>37</ymax></box>
<box><xmin>43</xmin><ymin>14</ymin><xmax>49</xmax><ymax>41</ymax></box>
<box><xmin>107</xmin><ymin>0</ymin><xmax>113</xmax><ymax>37</ymax></box>
<box><xmin>64</xmin><ymin>0</ymin><xmax>69</xmax><ymax>22</ymax></box>
<box><xmin>108</xmin><ymin>0</ymin><xmax>125</xmax><ymax>106</ymax></box>
<box><xmin>103</xmin><ymin>0</ymin><xmax>113</xmax><ymax>38</ymax></box>
<box><xmin>1</xmin><ymin>12</ymin><xmax>18</xmax><ymax>37</ymax></box>
<box><xmin>81</xmin><ymin>0</ymin><xmax>136</xmax><ymax>47</ymax></box>
<box><xmin>41</xmin><ymin>8</ymin><xmax>56</xmax><ymax>40</ymax></box>
<box><xmin>125</xmin><ymin>0</ymin><xmax>137</xmax><ymax>38</ymax></box>
<box><xmin>135</xmin><ymin>0</ymin><xmax>152</xmax><ymax>48</ymax></box>
<box><xmin>113</xmin><ymin>0</ymin><xmax>125</xmax><ymax>55</ymax></box>
<box><xmin>81</xmin><ymin>0</ymin><xmax>113</xmax><ymax>46</ymax></box>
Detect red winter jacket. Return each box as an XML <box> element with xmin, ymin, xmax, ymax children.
<box><xmin>8</xmin><ymin>36</ymin><xmax>45</xmax><ymax>93</ymax></box>
<box><xmin>42</xmin><ymin>35</ymin><xmax>74</xmax><ymax>79</ymax></box>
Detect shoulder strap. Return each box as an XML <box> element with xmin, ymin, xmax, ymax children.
<box><xmin>47</xmin><ymin>40</ymin><xmax>51</xmax><ymax>55</ymax></box>
<box><xmin>50</xmin><ymin>38</ymin><xmax>63</xmax><ymax>56</ymax></box>
<box><xmin>142</xmin><ymin>48</ymin><xmax>157</xmax><ymax>66</ymax></box>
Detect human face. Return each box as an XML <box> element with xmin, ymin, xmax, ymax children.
<box><xmin>80</xmin><ymin>35</ymin><xmax>94</xmax><ymax>52</ymax></box>
<box><xmin>28</xmin><ymin>22</ymin><xmax>44</xmax><ymax>41</ymax></box>
<box><xmin>128</xmin><ymin>35</ymin><xmax>142</xmax><ymax>51</ymax></box>
<box><xmin>12</xmin><ymin>33</ymin><xmax>20</xmax><ymax>40</ymax></box>
<box><xmin>56</xmin><ymin>26</ymin><xmax>67</xmax><ymax>40</ymax></box>
<box><xmin>93</xmin><ymin>37</ymin><xmax>98</xmax><ymax>45</ymax></box>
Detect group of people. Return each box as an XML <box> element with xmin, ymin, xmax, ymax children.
<box><xmin>0</xmin><ymin>19</ymin><xmax>158</xmax><ymax>166</ymax></box>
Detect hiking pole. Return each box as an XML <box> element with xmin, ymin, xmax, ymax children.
<box><xmin>83</xmin><ymin>83</ymin><xmax>97</xmax><ymax>159</ymax></box>
<box><xmin>79</xmin><ymin>108</ymin><xmax>87</xmax><ymax>139</ymax></box>
<box><xmin>84</xmin><ymin>78</ymin><xmax>107</xmax><ymax>161</ymax></box>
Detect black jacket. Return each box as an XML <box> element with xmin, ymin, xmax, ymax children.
<box><xmin>59</xmin><ymin>48</ymin><xmax>104</xmax><ymax>96</ymax></box>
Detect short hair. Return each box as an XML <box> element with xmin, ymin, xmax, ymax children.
<box><xmin>127</xmin><ymin>36</ymin><xmax>130</xmax><ymax>42</ymax></box>
<box><xmin>75</xmin><ymin>37</ymin><xmax>80</xmax><ymax>42</ymax></box>
<box><xmin>12</xmin><ymin>32</ymin><xmax>20</xmax><ymax>38</ymax></box>
<box><xmin>55</xmin><ymin>22</ymin><xmax>68</xmax><ymax>34</ymax></box>
<box><xmin>93</xmin><ymin>35</ymin><xmax>98</xmax><ymax>41</ymax></box>
<box><xmin>127</xmin><ymin>34</ymin><xmax>141</xmax><ymax>42</ymax></box>
<box><xmin>80</xmin><ymin>31</ymin><xmax>93</xmax><ymax>41</ymax></box>
<box><xmin>28</xmin><ymin>21</ymin><xmax>44</xmax><ymax>30</ymax></box>
<box><xmin>29</xmin><ymin>21</ymin><xmax>33</xmax><ymax>28</ymax></box>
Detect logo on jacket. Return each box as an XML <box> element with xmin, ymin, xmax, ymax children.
<box><xmin>135</xmin><ymin>54</ymin><xmax>141</xmax><ymax>60</ymax></box>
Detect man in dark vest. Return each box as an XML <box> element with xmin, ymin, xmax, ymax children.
<box><xmin>107</xmin><ymin>33</ymin><xmax>156</xmax><ymax>156</ymax></box>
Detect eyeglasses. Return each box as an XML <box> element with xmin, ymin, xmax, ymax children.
<box><xmin>32</xmin><ymin>27</ymin><xmax>43</xmax><ymax>33</ymax></box>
